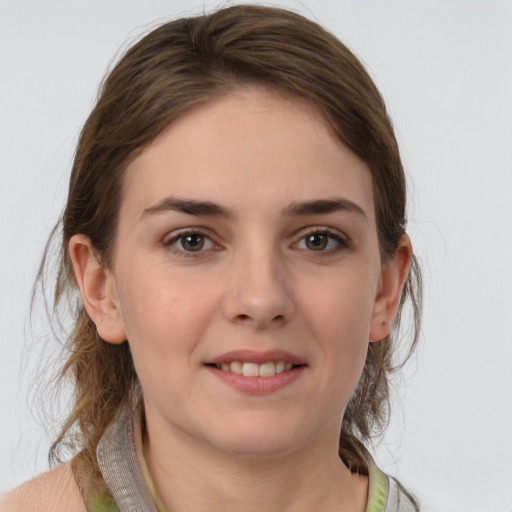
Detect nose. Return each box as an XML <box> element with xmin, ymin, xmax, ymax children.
<box><xmin>221</xmin><ymin>247</ymin><xmax>295</xmax><ymax>329</ymax></box>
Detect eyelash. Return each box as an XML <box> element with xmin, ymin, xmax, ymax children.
<box><xmin>162</xmin><ymin>228</ymin><xmax>218</xmax><ymax>256</ymax></box>
<box><xmin>294</xmin><ymin>227</ymin><xmax>349</xmax><ymax>254</ymax></box>
<box><xmin>162</xmin><ymin>227</ymin><xmax>349</xmax><ymax>256</ymax></box>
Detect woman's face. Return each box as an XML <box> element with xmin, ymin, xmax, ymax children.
<box><xmin>94</xmin><ymin>88</ymin><xmax>398</xmax><ymax>458</ymax></box>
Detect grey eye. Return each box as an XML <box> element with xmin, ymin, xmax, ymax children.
<box><xmin>305</xmin><ymin>233</ymin><xmax>329</xmax><ymax>251</ymax></box>
<box><xmin>295</xmin><ymin>229</ymin><xmax>348</xmax><ymax>253</ymax></box>
<box><xmin>165</xmin><ymin>231</ymin><xmax>216</xmax><ymax>253</ymax></box>
<box><xmin>180</xmin><ymin>234</ymin><xmax>205</xmax><ymax>251</ymax></box>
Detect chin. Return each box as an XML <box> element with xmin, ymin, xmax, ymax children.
<box><xmin>216</xmin><ymin>437</ymin><xmax>300</xmax><ymax>460</ymax></box>
<box><xmin>206</xmin><ymin>420</ymin><xmax>313</xmax><ymax>460</ymax></box>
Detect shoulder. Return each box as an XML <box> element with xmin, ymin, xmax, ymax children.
<box><xmin>0</xmin><ymin>464</ymin><xmax>87</xmax><ymax>512</ymax></box>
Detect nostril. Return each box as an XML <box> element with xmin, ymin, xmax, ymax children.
<box><xmin>234</xmin><ymin>313</ymin><xmax>286</xmax><ymax>324</ymax></box>
<box><xmin>236</xmin><ymin>313</ymin><xmax>252</xmax><ymax>323</ymax></box>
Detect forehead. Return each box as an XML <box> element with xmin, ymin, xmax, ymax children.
<box><xmin>120</xmin><ymin>88</ymin><xmax>374</xmax><ymax>221</ymax></box>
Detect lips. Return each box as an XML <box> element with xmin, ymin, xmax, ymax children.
<box><xmin>205</xmin><ymin>350</ymin><xmax>306</xmax><ymax>382</ymax></box>
<box><xmin>205</xmin><ymin>361</ymin><xmax>305</xmax><ymax>394</ymax></box>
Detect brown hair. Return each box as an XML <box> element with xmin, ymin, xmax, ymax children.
<box><xmin>44</xmin><ymin>4</ymin><xmax>421</xmax><ymax>489</ymax></box>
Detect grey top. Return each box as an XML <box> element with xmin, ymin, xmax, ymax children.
<box><xmin>96</xmin><ymin>411</ymin><xmax>418</xmax><ymax>512</ymax></box>
<box><xmin>387</xmin><ymin>477</ymin><xmax>418</xmax><ymax>512</ymax></box>
<box><xmin>96</xmin><ymin>410</ymin><xmax>158</xmax><ymax>512</ymax></box>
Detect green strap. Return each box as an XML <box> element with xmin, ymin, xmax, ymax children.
<box><xmin>87</xmin><ymin>488</ymin><xmax>119</xmax><ymax>512</ymax></box>
<box><xmin>365</xmin><ymin>457</ymin><xmax>389</xmax><ymax>512</ymax></box>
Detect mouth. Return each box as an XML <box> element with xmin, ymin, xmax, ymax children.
<box><xmin>206</xmin><ymin>360</ymin><xmax>302</xmax><ymax>378</ymax></box>
<box><xmin>204</xmin><ymin>351</ymin><xmax>306</xmax><ymax>394</ymax></box>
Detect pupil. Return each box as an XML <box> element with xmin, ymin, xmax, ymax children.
<box><xmin>307</xmin><ymin>234</ymin><xmax>327</xmax><ymax>250</ymax></box>
<box><xmin>182</xmin><ymin>234</ymin><xmax>204</xmax><ymax>251</ymax></box>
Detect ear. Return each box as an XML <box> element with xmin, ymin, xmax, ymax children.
<box><xmin>69</xmin><ymin>234</ymin><xmax>127</xmax><ymax>344</ymax></box>
<box><xmin>369</xmin><ymin>234</ymin><xmax>412</xmax><ymax>343</ymax></box>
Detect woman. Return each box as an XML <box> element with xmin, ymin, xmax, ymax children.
<box><xmin>1</xmin><ymin>5</ymin><xmax>421</xmax><ymax>511</ymax></box>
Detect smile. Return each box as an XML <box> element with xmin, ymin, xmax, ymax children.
<box><xmin>211</xmin><ymin>361</ymin><xmax>295</xmax><ymax>377</ymax></box>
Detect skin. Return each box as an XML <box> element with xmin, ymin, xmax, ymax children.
<box><xmin>0</xmin><ymin>464</ymin><xmax>86</xmax><ymax>512</ymax></box>
<box><xmin>2</xmin><ymin>88</ymin><xmax>411</xmax><ymax>512</ymax></box>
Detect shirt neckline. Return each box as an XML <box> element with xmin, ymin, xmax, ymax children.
<box><xmin>133</xmin><ymin>416</ymin><xmax>389</xmax><ymax>512</ymax></box>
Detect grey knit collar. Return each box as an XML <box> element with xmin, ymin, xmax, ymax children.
<box><xmin>96</xmin><ymin>410</ymin><xmax>158</xmax><ymax>512</ymax></box>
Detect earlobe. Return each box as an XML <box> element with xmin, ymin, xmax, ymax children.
<box><xmin>369</xmin><ymin>234</ymin><xmax>412</xmax><ymax>343</ymax></box>
<box><xmin>69</xmin><ymin>234</ymin><xmax>127</xmax><ymax>344</ymax></box>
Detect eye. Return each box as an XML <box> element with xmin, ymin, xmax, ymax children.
<box><xmin>163</xmin><ymin>230</ymin><xmax>216</xmax><ymax>254</ymax></box>
<box><xmin>295</xmin><ymin>228</ymin><xmax>347</xmax><ymax>253</ymax></box>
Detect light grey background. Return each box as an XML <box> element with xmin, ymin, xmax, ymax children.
<box><xmin>1</xmin><ymin>1</ymin><xmax>511</xmax><ymax>511</ymax></box>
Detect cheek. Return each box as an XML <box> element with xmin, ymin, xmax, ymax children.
<box><xmin>300</xmin><ymin>270</ymin><xmax>377</xmax><ymax>391</ymax></box>
<box><xmin>115</xmin><ymin>268</ymin><xmax>221</xmax><ymax>379</ymax></box>
<box><xmin>304</xmin><ymin>272</ymin><xmax>377</xmax><ymax>342</ymax></box>
<box><xmin>119</xmin><ymin>264</ymin><xmax>199</xmax><ymax>331</ymax></box>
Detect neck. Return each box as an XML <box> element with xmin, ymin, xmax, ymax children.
<box><xmin>143</xmin><ymin>413</ymin><xmax>368</xmax><ymax>512</ymax></box>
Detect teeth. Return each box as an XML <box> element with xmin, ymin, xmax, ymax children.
<box><xmin>217</xmin><ymin>360</ymin><xmax>297</xmax><ymax>377</ymax></box>
<box><xmin>230</xmin><ymin>361</ymin><xmax>243</xmax><ymax>374</ymax></box>
<box><xmin>258</xmin><ymin>361</ymin><xmax>275</xmax><ymax>377</ymax></box>
<box><xmin>242</xmin><ymin>362</ymin><xmax>259</xmax><ymax>377</ymax></box>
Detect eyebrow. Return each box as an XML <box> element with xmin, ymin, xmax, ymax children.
<box><xmin>140</xmin><ymin>196</ymin><xmax>366</xmax><ymax>221</ymax></box>
<box><xmin>140</xmin><ymin>197</ymin><xmax>232</xmax><ymax>219</ymax></box>
<box><xmin>285</xmin><ymin>198</ymin><xmax>367</xmax><ymax>221</ymax></box>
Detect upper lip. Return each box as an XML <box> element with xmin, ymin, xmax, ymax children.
<box><xmin>206</xmin><ymin>349</ymin><xmax>306</xmax><ymax>366</ymax></box>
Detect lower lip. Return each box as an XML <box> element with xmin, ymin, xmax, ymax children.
<box><xmin>206</xmin><ymin>366</ymin><xmax>305</xmax><ymax>395</ymax></box>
